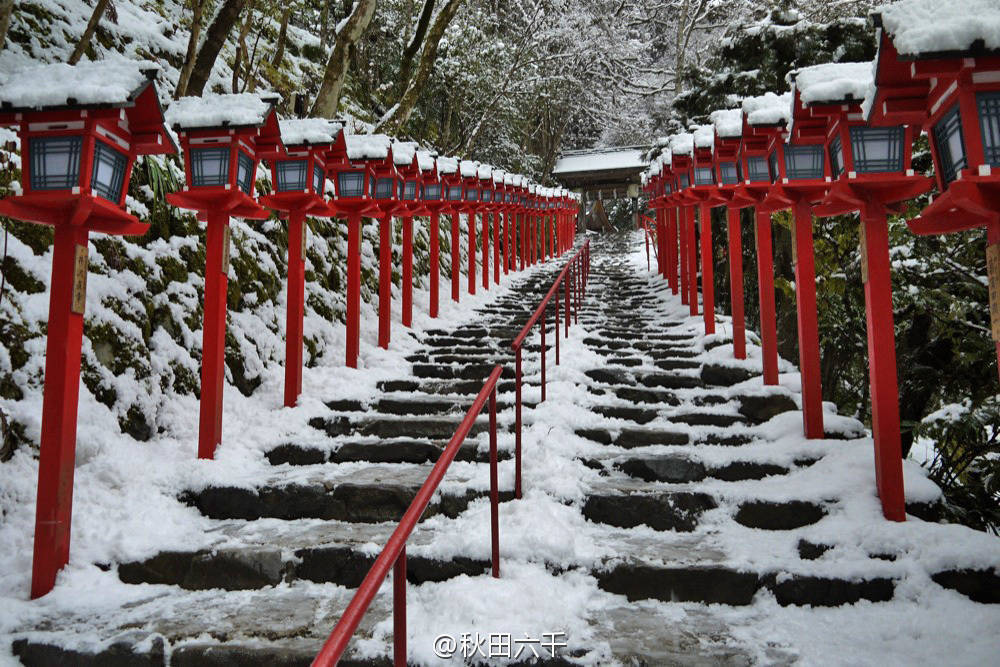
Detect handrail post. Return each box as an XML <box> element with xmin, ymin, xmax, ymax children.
<box><xmin>541</xmin><ymin>309</ymin><xmax>547</xmax><ymax>403</ymax></box>
<box><xmin>489</xmin><ymin>387</ymin><xmax>500</xmax><ymax>578</ymax></box>
<box><xmin>393</xmin><ymin>547</ymin><xmax>406</xmax><ymax>667</ymax></box>
<box><xmin>514</xmin><ymin>347</ymin><xmax>522</xmax><ymax>499</ymax></box>
<box><xmin>555</xmin><ymin>290</ymin><xmax>560</xmax><ymax>365</ymax></box>
<box><xmin>565</xmin><ymin>269</ymin><xmax>570</xmax><ymax>337</ymax></box>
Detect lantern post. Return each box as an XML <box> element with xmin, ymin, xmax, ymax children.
<box><xmin>518</xmin><ymin>181</ymin><xmax>528</xmax><ymax>270</ymax></box>
<box><xmin>491</xmin><ymin>169</ymin><xmax>506</xmax><ymax>282</ymax></box>
<box><xmin>0</xmin><ymin>61</ymin><xmax>176</xmax><ymax>599</ymax></box>
<box><xmin>325</xmin><ymin>132</ymin><xmax>380</xmax><ymax>368</ymax></box>
<box><xmin>165</xmin><ymin>93</ymin><xmax>281</xmax><ymax>458</ymax></box>
<box><xmin>758</xmin><ymin>91</ymin><xmax>833</xmax><ymax>441</ymax></box>
<box><xmin>438</xmin><ymin>156</ymin><xmax>462</xmax><ymax>303</ymax></box>
<box><xmin>502</xmin><ymin>173</ymin><xmax>515</xmax><ymax>272</ymax></box>
<box><xmin>417</xmin><ymin>152</ymin><xmax>443</xmax><ymax>318</ymax></box>
<box><xmin>477</xmin><ymin>164</ymin><xmax>493</xmax><ymax>290</ymax></box>
<box><xmin>458</xmin><ymin>160</ymin><xmax>481</xmax><ymax>295</ymax></box>
<box><xmin>731</xmin><ymin>92</ymin><xmax>792</xmax><ymax>386</ymax></box>
<box><xmin>689</xmin><ymin>124</ymin><xmax>729</xmax><ymax>336</ymax></box>
<box><xmin>390</xmin><ymin>141</ymin><xmax>430</xmax><ymax>329</ymax></box>
<box><xmin>258</xmin><ymin>118</ymin><xmax>341</xmax><ymax>407</ymax></box>
<box><xmin>867</xmin><ymin>2</ymin><xmax>1000</xmax><ymax>380</ymax></box>
<box><xmin>709</xmin><ymin>109</ymin><xmax>750</xmax><ymax>358</ymax></box>
<box><xmin>791</xmin><ymin>62</ymin><xmax>931</xmax><ymax>521</ymax></box>
<box><xmin>670</xmin><ymin>134</ymin><xmax>697</xmax><ymax>315</ymax></box>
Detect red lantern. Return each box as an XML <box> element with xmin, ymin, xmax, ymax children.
<box><xmin>867</xmin><ymin>1</ymin><xmax>1000</xmax><ymax>378</ymax></box>
<box><xmin>732</xmin><ymin>92</ymin><xmax>792</xmax><ymax>388</ymax></box>
<box><xmin>437</xmin><ymin>156</ymin><xmax>463</xmax><ymax>303</ymax></box>
<box><xmin>490</xmin><ymin>168</ymin><xmax>507</xmax><ymax>280</ymax></box>
<box><xmin>669</xmin><ymin>133</ymin><xmax>698</xmax><ymax>316</ymax></box>
<box><xmin>756</xmin><ymin>87</ymin><xmax>832</xmax><ymax>440</ymax></box>
<box><xmin>710</xmin><ymin>109</ymin><xmax>749</xmax><ymax>359</ymax></box>
<box><xmin>0</xmin><ymin>60</ymin><xmax>176</xmax><ymax>599</ymax></box>
<box><xmin>418</xmin><ymin>152</ymin><xmax>445</xmax><ymax>317</ymax></box>
<box><xmin>477</xmin><ymin>163</ymin><xmax>494</xmax><ymax>290</ymax></box>
<box><xmin>392</xmin><ymin>141</ymin><xmax>428</xmax><ymax>329</ymax></box>
<box><xmin>459</xmin><ymin>160</ymin><xmax>481</xmax><ymax>294</ymax></box>
<box><xmin>258</xmin><ymin>118</ymin><xmax>341</xmax><ymax>408</ymax></box>
<box><xmin>165</xmin><ymin>93</ymin><xmax>281</xmax><ymax>460</ymax></box>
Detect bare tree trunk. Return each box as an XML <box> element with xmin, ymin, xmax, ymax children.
<box><xmin>319</xmin><ymin>1</ymin><xmax>329</xmax><ymax>50</ymax></box>
<box><xmin>674</xmin><ymin>0</ymin><xmax>689</xmax><ymax>94</ymax></box>
<box><xmin>310</xmin><ymin>0</ymin><xmax>378</xmax><ymax>118</ymax></box>
<box><xmin>375</xmin><ymin>0</ymin><xmax>464</xmax><ymax>133</ymax></box>
<box><xmin>0</xmin><ymin>0</ymin><xmax>16</xmax><ymax>52</ymax></box>
<box><xmin>397</xmin><ymin>0</ymin><xmax>435</xmax><ymax>94</ymax></box>
<box><xmin>271</xmin><ymin>6</ymin><xmax>292</xmax><ymax>67</ymax></box>
<box><xmin>186</xmin><ymin>0</ymin><xmax>248</xmax><ymax>97</ymax></box>
<box><xmin>232</xmin><ymin>2</ymin><xmax>255</xmax><ymax>92</ymax></box>
<box><xmin>175</xmin><ymin>0</ymin><xmax>207</xmax><ymax>98</ymax></box>
<box><xmin>68</xmin><ymin>0</ymin><xmax>111</xmax><ymax>64</ymax></box>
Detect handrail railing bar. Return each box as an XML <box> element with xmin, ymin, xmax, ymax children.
<box><xmin>313</xmin><ymin>365</ymin><xmax>505</xmax><ymax>667</ymax></box>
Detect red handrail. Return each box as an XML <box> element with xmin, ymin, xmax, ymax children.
<box><xmin>313</xmin><ymin>365</ymin><xmax>505</xmax><ymax>667</ymax></box>
<box><xmin>510</xmin><ymin>240</ymin><xmax>591</xmax><ymax>498</ymax></box>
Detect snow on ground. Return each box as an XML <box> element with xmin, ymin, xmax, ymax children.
<box><xmin>1</xmin><ymin>231</ymin><xmax>998</xmax><ymax>665</ymax></box>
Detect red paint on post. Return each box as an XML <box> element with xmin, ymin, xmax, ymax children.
<box><xmin>792</xmin><ymin>200</ymin><xmax>825</xmax><ymax>439</ymax></box>
<box><xmin>668</xmin><ymin>208</ymin><xmax>679</xmax><ymax>294</ymax></box>
<box><xmin>429</xmin><ymin>213</ymin><xmax>439</xmax><ymax>318</ymax></box>
<box><xmin>284</xmin><ymin>212</ymin><xmax>306</xmax><ymax>407</ymax></box>
<box><xmin>754</xmin><ymin>210</ymin><xmax>779</xmax><ymax>385</ymax></box>
<box><xmin>393</xmin><ymin>548</ymin><xmax>406</xmax><ymax>667</ymax></box>
<box><xmin>402</xmin><ymin>216</ymin><xmax>413</xmax><ymax>328</ymax></box>
<box><xmin>687</xmin><ymin>206</ymin><xmax>698</xmax><ymax>316</ymax></box>
<box><xmin>482</xmin><ymin>211</ymin><xmax>489</xmax><ymax>290</ymax></box>
<box><xmin>862</xmin><ymin>209</ymin><xmax>906</xmax><ymax>521</ymax></box>
<box><xmin>451</xmin><ymin>214</ymin><xmax>460</xmax><ymax>303</ymax></box>
<box><xmin>679</xmin><ymin>207</ymin><xmax>689</xmax><ymax>304</ymax></box>
<box><xmin>726</xmin><ymin>207</ymin><xmax>746</xmax><ymax>359</ymax></box>
<box><xmin>346</xmin><ymin>214</ymin><xmax>362</xmax><ymax>368</ymax></box>
<box><xmin>30</xmin><ymin>223</ymin><xmax>89</xmax><ymax>600</ymax></box>
<box><xmin>378</xmin><ymin>215</ymin><xmax>392</xmax><ymax>350</ymax></box>
<box><xmin>468</xmin><ymin>212</ymin><xmax>477</xmax><ymax>295</ymax></box>
<box><xmin>700</xmin><ymin>204</ymin><xmax>715</xmax><ymax>335</ymax></box>
<box><xmin>493</xmin><ymin>212</ymin><xmax>500</xmax><ymax>283</ymax></box>
<box><xmin>199</xmin><ymin>211</ymin><xmax>230</xmax><ymax>458</ymax></box>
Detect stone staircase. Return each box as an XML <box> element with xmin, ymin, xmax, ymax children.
<box><xmin>8</xmin><ymin>233</ymin><xmax>999</xmax><ymax>666</ymax></box>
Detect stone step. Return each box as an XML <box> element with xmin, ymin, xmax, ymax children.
<box><xmin>596</xmin><ymin>562</ymin><xmax>895</xmax><ymax>607</ymax></box>
<box><xmin>583</xmin><ymin>492</ymin><xmax>717</xmax><ymax>531</ymax></box>
<box><xmin>118</xmin><ymin>546</ymin><xmax>490</xmax><ymax>591</ymax></box>
<box><xmin>266</xmin><ymin>441</ymin><xmax>511</xmax><ymax>466</ymax></box>
<box><xmin>183</xmin><ymin>482</ymin><xmax>514</xmax><ymax>523</ymax></box>
<box><xmin>309</xmin><ymin>416</ymin><xmax>493</xmax><ymax>440</ymax></box>
<box><xmin>575</xmin><ymin>427</ymin><xmax>689</xmax><ymax>448</ymax></box>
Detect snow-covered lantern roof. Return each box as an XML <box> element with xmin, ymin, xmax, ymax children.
<box><xmin>390</xmin><ymin>141</ymin><xmax>426</xmax><ymax>211</ymax></box>
<box><xmin>867</xmin><ymin>0</ymin><xmax>1000</xmax><ymax>234</ymax></box>
<box><xmin>668</xmin><ymin>133</ymin><xmax>695</xmax><ymax>191</ymax></box>
<box><xmin>710</xmin><ymin>108</ymin><xmax>745</xmax><ymax>187</ymax></box>
<box><xmin>0</xmin><ymin>59</ymin><xmax>178</xmax><ymax>235</ymax></box>
<box><xmin>691</xmin><ymin>124</ymin><xmax>718</xmax><ymax>188</ymax></box>
<box><xmin>259</xmin><ymin>118</ymin><xmax>342</xmax><ymax>215</ymax></box>
<box><xmin>163</xmin><ymin>92</ymin><xmax>281</xmax><ymax>219</ymax></box>
<box><xmin>344</xmin><ymin>134</ymin><xmax>403</xmax><ymax>214</ymax></box>
<box><xmin>322</xmin><ymin>131</ymin><xmax>385</xmax><ymax>214</ymax></box>
<box><xmin>416</xmin><ymin>151</ymin><xmax>444</xmax><ymax>205</ymax></box>
<box><xmin>737</xmin><ymin>92</ymin><xmax>792</xmax><ymax>190</ymax></box>
<box><xmin>437</xmin><ymin>156</ymin><xmax>464</xmax><ymax>208</ymax></box>
<box><xmin>787</xmin><ymin>61</ymin><xmax>929</xmax><ymax>217</ymax></box>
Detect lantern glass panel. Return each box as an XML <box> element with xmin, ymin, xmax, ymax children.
<box><xmin>768</xmin><ymin>151</ymin><xmax>779</xmax><ymax>183</ymax></box>
<box><xmin>422</xmin><ymin>183</ymin><xmax>442</xmax><ymax>200</ymax></box>
<box><xmin>977</xmin><ymin>92</ymin><xmax>1000</xmax><ymax>167</ymax></box>
<box><xmin>465</xmin><ymin>187</ymin><xmax>478</xmax><ymax>201</ymax></box>
<box><xmin>850</xmin><ymin>126</ymin><xmax>904</xmax><ymax>173</ymax></box>
<box><xmin>403</xmin><ymin>180</ymin><xmax>417</xmax><ymax>200</ymax></box>
<box><xmin>375</xmin><ymin>177</ymin><xmax>395</xmax><ymax>199</ymax></box>
<box><xmin>719</xmin><ymin>162</ymin><xmax>740</xmax><ymax>185</ymax></box>
<box><xmin>189</xmin><ymin>146</ymin><xmax>229</xmax><ymax>187</ymax></box>
<box><xmin>483</xmin><ymin>189</ymin><xmax>492</xmax><ymax>202</ymax></box>
<box><xmin>338</xmin><ymin>171</ymin><xmax>365</xmax><ymax>198</ymax></box>
<box><xmin>90</xmin><ymin>140</ymin><xmax>127</xmax><ymax>203</ymax></box>
<box><xmin>236</xmin><ymin>151</ymin><xmax>254</xmax><ymax>194</ymax></box>
<box><xmin>448</xmin><ymin>185</ymin><xmax>463</xmax><ymax>200</ymax></box>
<box><xmin>933</xmin><ymin>104</ymin><xmax>967</xmax><ymax>185</ymax></box>
<box><xmin>664</xmin><ymin>182</ymin><xmax>673</xmax><ymax>194</ymax></box>
<box><xmin>679</xmin><ymin>172</ymin><xmax>689</xmax><ymax>189</ymax></box>
<box><xmin>276</xmin><ymin>159</ymin><xmax>308</xmax><ymax>191</ymax></box>
<box><xmin>694</xmin><ymin>166</ymin><xmax>715</xmax><ymax>185</ymax></box>
<box><xmin>313</xmin><ymin>165</ymin><xmax>324</xmax><ymax>194</ymax></box>
<box><xmin>784</xmin><ymin>144</ymin><xmax>824</xmax><ymax>180</ymax></box>
<box><xmin>29</xmin><ymin>136</ymin><xmax>83</xmax><ymax>191</ymax></box>
<box><xmin>829</xmin><ymin>135</ymin><xmax>844</xmax><ymax>179</ymax></box>
<box><xmin>747</xmin><ymin>156</ymin><xmax>769</xmax><ymax>182</ymax></box>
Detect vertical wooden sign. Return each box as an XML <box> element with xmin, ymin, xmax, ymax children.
<box><xmin>790</xmin><ymin>216</ymin><xmax>798</xmax><ymax>266</ymax></box>
<box><xmin>859</xmin><ymin>222</ymin><xmax>869</xmax><ymax>284</ymax></box>
<box><xmin>221</xmin><ymin>225</ymin><xmax>232</xmax><ymax>275</ymax></box>
<box><xmin>987</xmin><ymin>243</ymin><xmax>1000</xmax><ymax>341</ymax></box>
<box><xmin>301</xmin><ymin>222</ymin><xmax>308</xmax><ymax>262</ymax></box>
<box><xmin>71</xmin><ymin>244</ymin><xmax>88</xmax><ymax>315</ymax></box>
